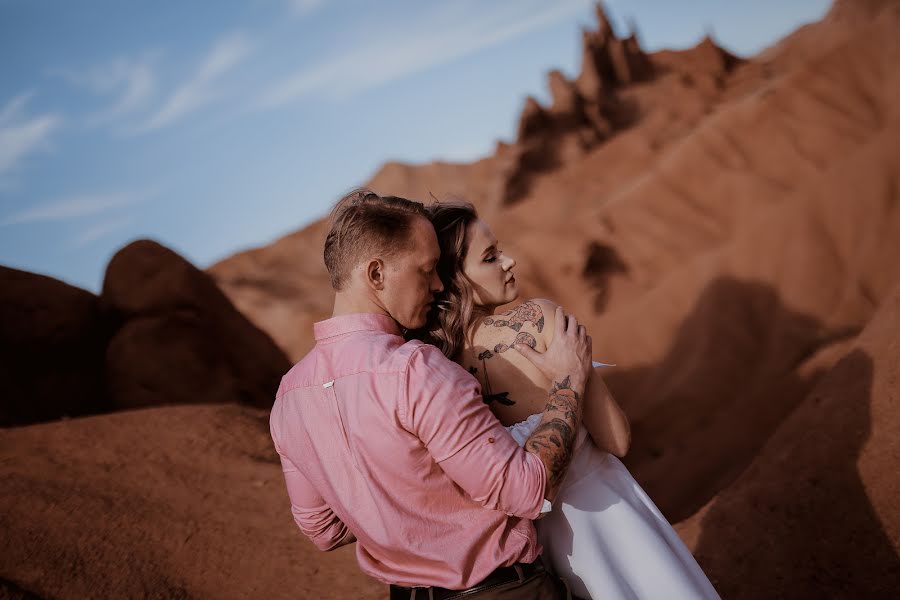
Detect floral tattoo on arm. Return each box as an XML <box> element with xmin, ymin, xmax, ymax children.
<box><xmin>525</xmin><ymin>376</ymin><xmax>580</xmax><ymax>493</ymax></box>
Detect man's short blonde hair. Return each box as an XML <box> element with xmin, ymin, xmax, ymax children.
<box><xmin>323</xmin><ymin>188</ymin><xmax>428</xmax><ymax>290</ymax></box>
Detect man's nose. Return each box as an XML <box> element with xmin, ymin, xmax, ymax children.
<box><xmin>431</xmin><ymin>271</ymin><xmax>444</xmax><ymax>293</ymax></box>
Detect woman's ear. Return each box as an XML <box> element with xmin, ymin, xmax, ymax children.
<box><xmin>365</xmin><ymin>258</ymin><xmax>385</xmax><ymax>290</ymax></box>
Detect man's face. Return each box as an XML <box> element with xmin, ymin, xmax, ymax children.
<box><xmin>381</xmin><ymin>217</ymin><xmax>443</xmax><ymax>329</ymax></box>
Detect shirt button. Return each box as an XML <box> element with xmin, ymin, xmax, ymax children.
<box><xmin>488</xmin><ymin>437</ymin><xmax>495</xmax><ymax>443</ymax></box>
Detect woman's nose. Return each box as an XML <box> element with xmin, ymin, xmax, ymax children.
<box><xmin>503</xmin><ymin>254</ymin><xmax>516</xmax><ymax>270</ymax></box>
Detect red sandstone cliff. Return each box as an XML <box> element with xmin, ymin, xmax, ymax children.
<box><xmin>3</xmin><ymin>2</ymin><xmax>899</xmax><ymax>597</ymax></box>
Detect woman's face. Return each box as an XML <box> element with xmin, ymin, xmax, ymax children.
<box><xmin>462</xmin><ymin>219</ymin><xmax>518</xmax><ymax>309</ymax></box>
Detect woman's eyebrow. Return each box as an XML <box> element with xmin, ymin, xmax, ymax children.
<box><xmin>481</xmin><ymin>244</ymin><xmax>496</xmax><ymax>257</ymax></box>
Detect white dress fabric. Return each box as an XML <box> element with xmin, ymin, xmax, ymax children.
<box><xmin>506</xmin><ymin>412</ymin><xmax>720</xmax><ymax>600</ymax></box>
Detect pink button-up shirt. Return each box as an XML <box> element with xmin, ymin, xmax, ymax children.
<box><xmin>269</xmin><ymin>313</ymin><xmax>547</xmax><ymax>589</ymax></box>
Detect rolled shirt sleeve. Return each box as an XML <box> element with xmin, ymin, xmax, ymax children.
<box><xmin>275</xmin><ymin>438</ymin><xmax>353</xmax><ymax>551</ymax></box>
<box><xmin>401</xmin><ymin>345</ymin><xmax>547</xmax><ymax>519</ymax></box>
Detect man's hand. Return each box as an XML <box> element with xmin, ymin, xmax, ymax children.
<box><xmin>514</xmin><ymin>306</ymin><xmax>593</xmax><ymax>504</ymax></box>
<box><xmin>513</xmin><ymin>306</ymin><xmax>592</xmax><ymax>392</ymax></box>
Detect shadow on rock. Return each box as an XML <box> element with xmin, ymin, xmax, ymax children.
<box><xmin>602</xmin><ymin>275</ymin><xmax>857</xmax><ymax>522</ymax></box>
<box><xmin>693</xmin><ymin>348</ymin><xmax>900</xmax><ymax>598</ymax></box>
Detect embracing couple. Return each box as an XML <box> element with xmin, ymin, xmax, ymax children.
<box><xmin>269</xmin><ymin>190</ymin><xmax>720</xmax><ymax>599</ymax></box>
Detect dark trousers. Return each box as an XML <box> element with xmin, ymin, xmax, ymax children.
<box><xmin>388</xmin><ymin>560</ymin><xmax>573</xmax><ymax>600</ymax></box>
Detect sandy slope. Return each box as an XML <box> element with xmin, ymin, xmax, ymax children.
<box><xmin>676</xmin><ymin>281</ymin><xmax>900</xmax><ymax>597</ymax></box>
<box><xmin>3</xmin><ymin>1</ymin><xmax>899</xmax><ymax>597</ymax></box>
<box><xmin>0</xmin><ymin>404</ymin><xmax>382</xmax><ymax>599</ymax></box>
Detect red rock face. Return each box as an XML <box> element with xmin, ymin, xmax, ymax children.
<box><xmin>678</xmin><ymin>282</ymin><xmax>900</xmax><ymax>598</ymax></box>
<box><xmin>4</xmin><ymin>1</ymin><xmax>899</xmax><ymax>598</ymax></box>
<box><xmin>499</xmin><ymin>8</ymin><xmax>663</xmax><ymax>206</ymax></box>
<box><xmin>204</xmin><ymin>1</ymin><xmax>900</xmax><ymax>595</ymax></box>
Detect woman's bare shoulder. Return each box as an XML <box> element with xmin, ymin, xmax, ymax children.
<box><xmin>476</xmin><ymin>298</ymin><xmax>560</xmax><ymax>350</ymax></box>
<box><xmin>467</xmin><ymin>299</ymin><xmax>561</xmax><ymax>422</ymax></box>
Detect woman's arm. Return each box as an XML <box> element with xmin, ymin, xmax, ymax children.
<box><xmin>582</xmin><ymin>369</ymin><xmax>630</xmax><ymax>457</ymax></box>
<box><xmin>531</xmin><ymin>298</ymin><xmax>630</xmax><ymax>457</ymax></box>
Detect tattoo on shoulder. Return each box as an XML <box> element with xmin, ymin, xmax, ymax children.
<box><xmin>483</xmin><ymin>301</ymin><xmax>545</xmax><ymax>333</ymax></box>
<box><xmin>493</xmin><ymin>332</ymin><xmax>537</xmax><ymax>354</ymax></box>
<box><xmin>476</xmin><ymin>331</ymin><xmax>537</xmax><ymax>362</ymax></box>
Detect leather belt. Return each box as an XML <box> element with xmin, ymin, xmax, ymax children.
<box><xmin>389</xmin><ymin>560</ymin><xmax>545</xmax><ymax>600</ymax></box>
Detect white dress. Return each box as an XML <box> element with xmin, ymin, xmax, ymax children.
<box><xmin>505</xmin><ymin>412</ymin><xmax>721</xmax><ymax>600</ymax></box>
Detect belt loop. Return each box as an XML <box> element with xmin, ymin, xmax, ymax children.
<box><xmin>410</xmin><ymin>588</ymin><xmax>416</xmax><ymax>600</ymax></box>
<box><xmin>428</xmin><ymin>588</ymin><xmax>435</xmax><ymax>600</ymax></box>
<box><xmin>514</xmin><ymin>564</ymin><xmax>525</xmax><ymax>583</ymax></box>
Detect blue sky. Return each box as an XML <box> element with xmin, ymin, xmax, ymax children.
<box><xmin>0</xmin><ymin>0</ymin><xmax>831</xmax><ymax>294</ymax></box>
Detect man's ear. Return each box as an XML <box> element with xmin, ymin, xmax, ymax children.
<box><xmin>365</xmin><ymin>258</ymin><xmax>385</xmax><ymax>290</ymax></box>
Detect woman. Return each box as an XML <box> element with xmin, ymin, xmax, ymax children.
<box><xmin>414</xmin><ymin>200</ymin><xmax>720</xmax><ymax>600</ymax></box>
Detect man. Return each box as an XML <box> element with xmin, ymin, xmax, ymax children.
<box><xmin>270</xmin><ymin>189</ymin><xmax>593</xmax><ymax>599</ymax></box>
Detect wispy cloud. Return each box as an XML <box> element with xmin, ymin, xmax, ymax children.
<box><xmin>257</xmin><ymin>0</ymin><xmax>591</xmax><ymax>108</ymax></box>
<box><xmin>133</xmin><ymin>32</ymin><xmax>252</xmax><ymax>133</ymax></box>
<box><xmin>53</xmin><ymin>53</ymin><xmax>159</xmax><ymax>125</ymax></box>
<box><xmin>287</xmin><ymin>0</ymin><xmax>325</xmax><ymax>17</ymax></box>
<box><xmin>0</xmin><ymin>92</ymin><xmax>62</xmax><ymax>176</ymax></box>
<box><xmin>70</xmin><ymin>215</ymin><xmax>137</xmax><ymax>248</ymax></box>
<box><xmin>0</xmin><ymin>190</ymin><xmax>148</xmax><ymax>226</ymax></box>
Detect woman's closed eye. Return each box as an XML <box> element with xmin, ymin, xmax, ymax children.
<box><xmin>485</xmin><ymin>247</ymin><xmax>503</xmax><ymax>263</ymax></box>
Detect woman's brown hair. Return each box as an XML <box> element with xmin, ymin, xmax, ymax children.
<box><xmin>411</xmin><ymin>200</ymin><xmax>479</xmax><ymax>360</ymax></box>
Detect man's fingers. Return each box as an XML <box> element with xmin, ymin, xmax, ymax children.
<box><xmin>566</xmin><ymin>313</ymin><xmax>579</xmax><ymax>334</ymax></box>
<box><xmin>513</xmin><ymin>343</ymin><xmax>542</xmax><ymax>365</ymax></box>
<box><xmin>577</xmin><ymin>324</ymin><xmax>587</xmax><ymax>340</ymax></box>
<box><xmin>554</xmin><ymin>305</ymin><xmax>566</xmax><ymax>338</ymax></box>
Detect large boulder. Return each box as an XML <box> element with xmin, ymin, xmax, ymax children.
<box><xmin>0</xmin><ymin>266</ymin><xmax>112</xmax><ymax>426</ymax></box>
<box><xmin>102</xmin><ymin>240</ymin><xmax>290</xmax><ymax>410</ymax></box>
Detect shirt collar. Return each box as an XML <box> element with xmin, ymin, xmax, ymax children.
<box><xmin>313</xmin><ymin>312</ymin><xmax>403</xmax><ymax>341</ymax></box>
